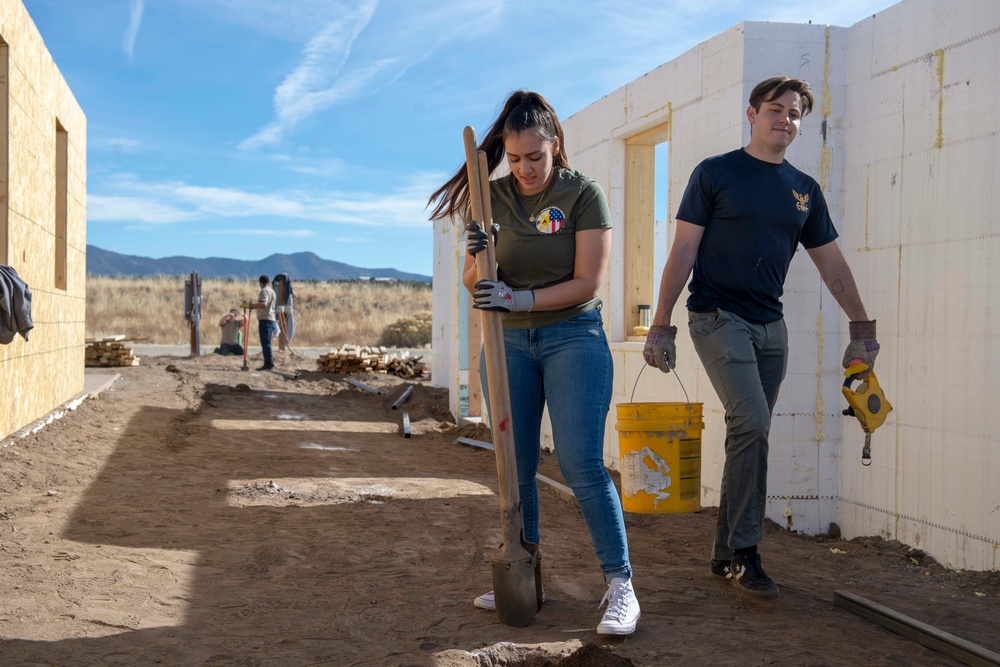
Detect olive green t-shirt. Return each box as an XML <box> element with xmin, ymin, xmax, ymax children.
<box><xmin>488</xmin><ymin>167</ymin><xmax>612</xmax><ymax>329</ymax></box>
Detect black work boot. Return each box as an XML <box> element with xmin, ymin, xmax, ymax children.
<box><xmin>730</xmin><ymin>550</ymin><xmax>779</xmax><ymax>600</ymax></box>
<box><xmin>710</xmin><ymin>559</ymin><xmax>732</xmax><ymax>579</ymax></box>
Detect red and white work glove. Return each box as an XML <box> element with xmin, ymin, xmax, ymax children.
<box><xmin>472</xmin><ymin>280</ymin><xmax>534</xmax><ymax>312</ymax></box>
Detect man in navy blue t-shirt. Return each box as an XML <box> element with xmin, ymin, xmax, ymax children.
<box><xmin>643</xmin><ymin>76</ymin><xmax>881</xmax><ymax>600</ymax></box>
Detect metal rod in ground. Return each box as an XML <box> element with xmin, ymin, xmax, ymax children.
<box><xmin>456</xmin><ymin>437</ymin><xmax>494</xmax><ymax>451</ymax></box>
<box><xmin>454</xmin><ymin>439</ymin><xmax>577</xmax><ymax>505</ymax></box>
<box><xmin>391</xmin><ymin>385</ymin><xmax>414</xmax><ymax>410</ymax></box>
<box><xmin>345</xmin><ymin>379</ymin><xmax>381</xmax><ymax>395</ymax></box>
<box><xmin>833</xmin><ymin>590</ymin><xmax>1000</xmax><ymax>667</ymax></box>
<box><xmin>536</xmin><ymin>474</ymin><xmax>576</xmax><ymax>505</ymax></box>
<box><xmin>402</xmin><ymin>412</ymin><xmax>410</xmax><ymax>438</ymax></box>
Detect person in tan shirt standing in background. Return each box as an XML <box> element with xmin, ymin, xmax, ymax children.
<box><xmin>246</xmin><ymin>275</ymin><xmax>277</xmax><ymax>371</ymax></box>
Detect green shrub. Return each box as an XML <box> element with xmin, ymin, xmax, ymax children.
<box><xmin>379</xmin><ymin>312</ymin><xmax>432</xmax><ymax>348</ymax></box>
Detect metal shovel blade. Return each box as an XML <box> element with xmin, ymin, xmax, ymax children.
<box><xmin>490</xmin><ymin>541</ymin><xmax>540</xmax><ymax>627</ymax></box>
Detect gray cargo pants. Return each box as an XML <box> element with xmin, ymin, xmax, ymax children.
<box><xmin>688</xmin><ymin>309</ymin><xmax>788</xmax><ymax>560</ymax></box>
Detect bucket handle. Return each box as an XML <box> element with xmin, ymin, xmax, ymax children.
<box><xmin>631</xmin><ymin>362</ymin><xmax>691</xmax><ymax>405</ymax></box>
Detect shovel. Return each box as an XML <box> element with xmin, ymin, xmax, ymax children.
<box><xmin>463</xmin><ymin>126</ymin><xmax>542</xmax><ymax>627</ymax></box>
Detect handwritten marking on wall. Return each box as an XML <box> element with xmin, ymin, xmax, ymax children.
<box><xmin>934</xmin><ymin>48</ymin><xmax>945</xmax><ymax>149</ymax></box>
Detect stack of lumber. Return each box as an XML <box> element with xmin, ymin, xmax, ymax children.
<box><xmin>85</xmin><ymin>336</ymin><xmax>142</xmax><ymax>367</ymax></box>
<box><xmin>316</xmin><ymin>345</ymin><xmax>389</xmax><ymax>374</ymax></box>
<box><xmin>316</xmin><ymin>344</ymin><xmax>426</xmax><ymax>378</ymax></box>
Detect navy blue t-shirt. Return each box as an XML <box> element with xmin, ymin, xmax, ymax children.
<box><xmin>676</xmin><ymin>148</ymin><xmax>838</xmax><ymax>324</ymax></box>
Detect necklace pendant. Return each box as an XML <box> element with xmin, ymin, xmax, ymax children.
<box><xmin>529</xmin><ymin>214</ymin><xmax>536</xmax><ymax>223</ymax></box>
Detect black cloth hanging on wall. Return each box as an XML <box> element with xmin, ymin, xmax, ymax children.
<box><xmin>0</xmin><ymin>265</ymin><xmax>34</xmax><ymax>344</ymax></box>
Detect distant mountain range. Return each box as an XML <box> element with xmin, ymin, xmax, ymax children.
<box><xmin>86</xmin><ymin>245</ymin><xmax>432</xmax><ymax>283</ymax></box>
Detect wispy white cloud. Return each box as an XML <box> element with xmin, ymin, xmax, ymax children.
<box><xmin>89</xmin><ymin>194</ymin><xmax>196</xmax><ymax>225</ymax></box>
<box><xmin>239</xmin><ymin>0</ymin><xmax>506</xmax><ymax>149</ymax></box>
<box><xmin>238</xmin><ymin>0</ymin><xmax>379</xmax><ymax>149</ymax></box>
<box><xmin>88</xmin><ymin>171</ymin><xmax>447</xmax><ymax>228</ymax></box>
<box><xmin>123</xmin><ymin>0</ymin><xmax>144</xmax><ymax>63</ymax></box>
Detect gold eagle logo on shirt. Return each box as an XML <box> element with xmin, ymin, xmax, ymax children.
<box><xmin>793</xmin><ymin>189</ymin><xmax>810</xmax><ymax>212</ymax></box>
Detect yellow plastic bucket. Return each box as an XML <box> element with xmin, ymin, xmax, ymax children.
<box><xmin>615</xmin><ymin>402</ymin><xmax>703</xmax><ymax>514</ymax></box>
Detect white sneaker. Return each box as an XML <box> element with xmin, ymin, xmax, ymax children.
<box><xmin>596</xmin><ymin>577</ymin><xmax>640</xmax><ymax>635</ymax></box>
<box><xmin>473</xmin><ymin>588</ymin><xmax>546</xmax><ymax>611</ymax></box>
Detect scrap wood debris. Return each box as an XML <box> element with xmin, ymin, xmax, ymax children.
<box><xmin>316</xmin><ymin>344</ymin><xmax>426</xmax><ymax>378</ymax></box>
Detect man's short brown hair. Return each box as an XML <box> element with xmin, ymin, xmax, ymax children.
<box><xmin>749</xmin><ymin>76</ymin><xmax>815</xmax><ymax>116</ymax></box>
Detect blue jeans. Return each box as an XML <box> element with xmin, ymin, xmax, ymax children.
<box><xmin>482</xmin><ymin>308</ymin><xmax>631</xmax><ymax>582</ymax></box>
<box><xmin>688</xmin><ymin>309</ymin><xmax>787</xmax><ymax>560</ymax></box>
<box><xmin>258</xmin><ymin>320</ymin><xmax>277</xmax><ymax>366</ymax></box>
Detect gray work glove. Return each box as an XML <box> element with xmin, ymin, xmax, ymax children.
<box><xmin>473</xmin><ymin>280</ymin><xmax>534</xmax><ymax>312</ymax></box>
<box><xmin>466</xmin><ymin>220</ymin><xmax>499</xmax><ymax>257</ymax></box>
<box><xmin>843</xmin><ymin>320</ymin><xmax>879</xmax><ymax>377</ymax></box>
<box><xmin>643</xmin><ymin>324</ymin><xmax>677</xmax><ymax>373</ymax></box>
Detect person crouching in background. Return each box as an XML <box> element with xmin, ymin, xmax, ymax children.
<box><xmin>214</xmin><ymin>308</ymin><xmax>246</xmax><ymax>356</ymax></box>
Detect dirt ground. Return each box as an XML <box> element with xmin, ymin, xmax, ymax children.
<box><xmin>1</xmin><ymin>351</ymin><xmax>998</xmax><ymax>667</ymax></box>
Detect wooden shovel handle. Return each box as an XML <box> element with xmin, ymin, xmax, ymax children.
<box><xmin>463</xmin><ymin>126</ymin><xmax>520</xmax><ymax>519</ymax></box>
<box><xmin>478</xmin><ymin>151</ymin><xmax>498</xmax><ymax>275</ymax></box>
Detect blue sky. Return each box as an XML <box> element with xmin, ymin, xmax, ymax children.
<box><xmin>23</xmin><ymin>0</ymin><xmax>896</xmax><ymax>277</ymax></box>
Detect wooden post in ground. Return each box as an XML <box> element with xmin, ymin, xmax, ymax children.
<box><xmin>185</xmin><ymin>271</ymin><xmax>202</xmax><ymax>357</ymax></box>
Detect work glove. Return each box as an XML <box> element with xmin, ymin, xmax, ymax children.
<box><xmin>843</xmin><ymin>320</ymin><xmax>879</xmax><ymax>377</ymax></box>
<box><xmin>466</xmin><ymin>220</ymin><xmax>499</xmax><ymax>256</ymax></box>
<box><xmin>473</xmin><ymin>280</ymin><xmax>534</xmax><ymax>312</ymax></box>
<box><xmin>643</xmin><ymin>324</ymin><xmax>677</xmax><ymax>373</ymax></box>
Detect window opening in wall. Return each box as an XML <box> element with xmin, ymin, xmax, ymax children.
<box><xmin>55</xmin><ymin>121</ymin><xmax>68</xmax><ymax>290</ymax></box>
<box><xmin>654</xmin><ymin>142</ymin><xmax>668</xmax><ymax>310</ymax></box>
<box><xmin>624</xmin><ymin>122</ymin><xmax>669</xmax><ymax>338</ymax></box>
<box><xmin>0</xmin><ymin>41</ymin><xmax>8</xmax><ymax>266</ymax></box>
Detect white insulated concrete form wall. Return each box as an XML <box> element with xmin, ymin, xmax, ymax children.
<box><xmin>0</xmin><ymin>1</ymin><xmax>87</xmax><ymax>440</ymax></box>
<box><xmin>836</xmin><ymin>0</ymin><xmax>1000</xmax><ymax>572</ymax></box>
<box><xmin>432</xmin><ymin>0</ymin><xmax>1000</xmax><ymax>571</ymax></box>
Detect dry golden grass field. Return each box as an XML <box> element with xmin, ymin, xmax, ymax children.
<box><xmin>86</xmin><ymin>275</ymin><xmax>433</xmax><ymax>349</ymax></box>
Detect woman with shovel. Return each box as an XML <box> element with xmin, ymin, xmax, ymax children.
<box><xmin>428</xmin><ymin>90</ymin><xmax>639</xmax><ymax>636</ymax></box>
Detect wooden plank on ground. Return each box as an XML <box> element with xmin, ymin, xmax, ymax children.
<box><xmin>833</xmin><ymin>590</ymin><xmax>1000</xmax><ymax>667</ymax></box>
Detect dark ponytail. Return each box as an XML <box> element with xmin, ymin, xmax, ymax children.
<box><xmin>428</xmin><ymin>90</ymin><xmax>569</xmax><ymax>221</ymax></box>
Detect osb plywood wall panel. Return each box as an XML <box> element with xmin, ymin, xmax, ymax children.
<box><xmin>0</xmin><ymin>0</ymin><xmax>87</xmax><ymax>440</ymax></box>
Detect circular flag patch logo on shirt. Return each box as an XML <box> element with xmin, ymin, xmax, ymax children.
<box><xmin>534</xmin><ymin>207</ymin><xmax>566</xmax><ymax>234</ymax></box>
